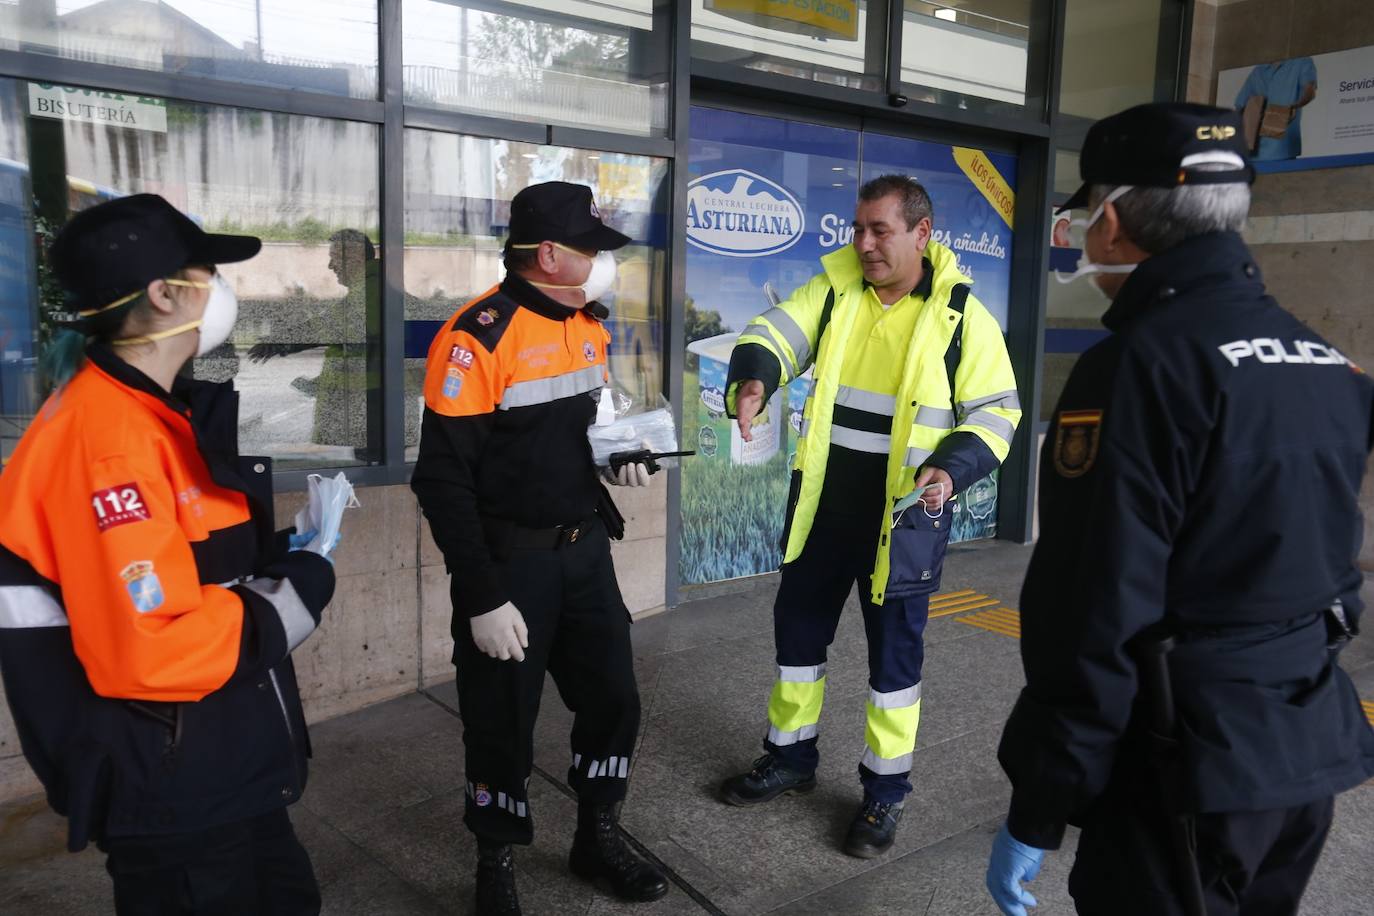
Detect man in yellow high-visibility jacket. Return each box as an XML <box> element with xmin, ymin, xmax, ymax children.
<box><xmin>717</xmin><ymin>175</ymin><xmax>1021</xmax><ymax>858</ymax></box>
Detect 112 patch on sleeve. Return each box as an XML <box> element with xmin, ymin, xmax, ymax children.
<box><xmin>92</xmin><ymin>483</ymin><xmax>151</xmax><ymax>531</ymax></box>
<box><xmin>1053</xmin><ymin>410</ymin><xmax>1102</xmax><ymax>478</ymax></box>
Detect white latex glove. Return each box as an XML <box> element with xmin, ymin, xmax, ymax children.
<box><xmin>602</xmin><ymin>438</ymin><xmax>653</xmax><ymax>487</ymax></box>
<box><xmin>470</xmin><ymin>601</ymin><xmax>529</xmax><ymax>661</ymax></box>
<box><xmin>604</xmin><ymin>461</ymin><xmax>651</xmax><ymax>487</ymax></box>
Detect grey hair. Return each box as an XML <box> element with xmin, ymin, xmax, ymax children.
<box><xmin>858</xmin><ymin>174</ymin><xmax>935</xmax><ymax>230</ymax></box>
<box><xmin>1089</xmin><ymin>165</ymin><xmax>1251</xmax><ymax>255</ymax></box>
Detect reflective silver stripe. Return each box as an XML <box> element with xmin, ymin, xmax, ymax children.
<box><xmin>861</xmin><ymin>747</ymin><xmax>914</xmax><ymax>775</ymax></box>
<box><xmin>798</xmin><ymin>416</ymin><xmax>811</xmax><ymax>440</ymax></box>
<box><xmin>580</xmin><ymin>755</ymin><xmax>630</xmax><ymax>779</ymax></box>
<box><xmin>964</xmin><ymin>409</ymin><xmax>1016</xmax><ymax>444</ymax></box>
<box><xmin>778</xmin><ymin>663</ymin><xmax>826</xmax><ymax>683</ymax></box>
<box><xmin>767</xmin><ymin>723</ymin><xmax>818</xmax><ymax>746</ymax></box>
<box><xmin>913</xmin><ymin>405</ymin><xmax>955</xmax><ymax>429</ymax></box>
<box><xmin>904</xmin><ymin>446</ymin><xmax>934</xmax><ymax>467</ymax></box>
<box><xmin>742</xmin><ymin>322</ymin><xmax>796</xmax><ymax>375</ymax></box>
<box><xmin>830</xmin><ymin>426</ymin><xmax>891</xmax><ymax>454</ymax></box>
<box><xmin>499</xmin><ymin>364</ymin><xmax>605</xmax><ymax>410</ymax></box>
<box><xmin>760</xmin><ymin>306</ymin><xmax>812</xmax><ymax>370</ymax></box>
<box><xmin>241</xmin><ymin>577</ymin><xmax>316</xmax><ymax>652</ymax></box>
<box><xmin>957</xmin><ymin>389</ymin><xmax>1021</xmax><ymax>415</ymax></box>
<box><xmin>469</xmin><ymin>783</ymin><xmax>527</xmax><ymax>816</ymax></box>
<box><xmin>868</xmin><ymin>683</ymin><xmax>922</xmax><ymax>709</ymax></box>
<box><xmin>835</xmin><ymin>385</ymin><xmax>897</xmax><ymax>416</ymax></box>
<box><xmin>0</xmin><ymin>585</ymin><xmax>68</xmax><ymax>628</ymax></box>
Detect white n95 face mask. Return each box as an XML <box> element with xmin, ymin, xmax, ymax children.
<box><xmin>1054</xmin><ymin>185</ymin><xmax>1139</xmax><ymax>285</ymax></box>
<box><xmin>110</xmin><ymin>272</ymin><xmax>239</xmax><ymax>353</ymax></box>
<box><xmin>579</xmin><ymin>250</ymin><xmax>618</xmax><ymax>304</ymax></box>
<box><xmin>512</xmin><ymin>242</ymin><xmax>619</xmax><ymax>304</ymax></box>
<box><xmin>195</xmin><ymin>273</ymin><xmax>239</xmax><ymax>356</ymax></box>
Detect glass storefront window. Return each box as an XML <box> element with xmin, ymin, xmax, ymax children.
<box><xmin>1054</xmin><ymin>148</ymin><xmax>1081</xmax><ymax>197</ymax></box>
<box><xmin>402</xmin><ymin>0</ymin><xmax>669</xmax><ymax>137</ymax></box>
<box><xmin>1059</xmin><ymin>0</ymin><xmax>1169</xmax><ymax>119</ymax></box>
<box><xmin>691</xmin><ymin>0</ymin><xmax>880</xmax><ymax>91</ymax></box>
<box><xmin>4</xmin><ymin>77</ymin><xmax>381</xmax><ymax>468</ymax></box>
<box><xmin>0</xmin><ymin>79</ymin><xmax>35</xmax><ymax>464</ymax></box>
<box><xmin>402</xmin><ymin>128</ymin><xmax>669</xmax><ymax>461</ymax></box>
<box><xmin>1043</xmin><ymin>153</ymin><xmax>1109</xmax><ymax>419</ymax></box>
<box><xmin>901</xmin><ymin>1</ymin><xmax>1031</xmax><ymax>107</ymax></box>
<box><xmin>8</xmin><ymin>0</ymin><xmax>378</xmax><ymax>99</ymax></box>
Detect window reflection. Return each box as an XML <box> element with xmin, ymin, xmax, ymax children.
<box><xmin>5</xmin><ymin>79</ymin><xmax>382</xmax><ymax>467</ymax></box>
<box><xmin>691</xmin><ymin>0</ymin><xmax>879</xmax><ymax>90</ymax></box>
<box><xmin>9</xmin><ymin>0</ymin><xmax>378</xmax><ymax>99</ymax></box>
<box><xmin>1060</xmin><ymin>0</ymin><xmax>1166</xmax><ymax>119</ymax></box>
<box><xmin>403</xmin><ymin>0</ymin><xmax>669</xmax><ymax>136</ymax></box>
<box><xmin>403</xmin><ymin>129</ymin><xmax>669</xmax><ymax>460</ymax></box>
<box><xmin>901</xmin><ymin>1</ymin><xmax>1031</xmax><ymax>106</ymax></box>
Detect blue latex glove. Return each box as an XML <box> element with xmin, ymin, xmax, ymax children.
<box><xmin>288</xmin><ymin>529</ymin><xmax>318</xmax><ymax>551</ymax></box>
<box><xmin>987</xmin><ymin>822</ymin><xmax>1046</xmax><ymax>916</ymax></box>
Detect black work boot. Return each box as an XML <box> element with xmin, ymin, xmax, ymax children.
<box><xmin>475</xmin><ymin>841</ymin><xmax>522</xmax><ymax>914</ymax></box>
<box><xmin>569</xmin><ymin>803</ymin><xmax>670</xmax><ymax>902</ymax></box>
<box><xmin>843</xmin><ymin>797</ymin><xmax>904</xmax><ymax>858</ymax></box>
<box><xmin>719</xmin><ymin>754</ymin><xmax>817</xmax><ymax>806</ymax></box>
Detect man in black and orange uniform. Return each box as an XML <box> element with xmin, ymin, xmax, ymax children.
<box><xmin>0</xmin><ymin>194</ymin><xmax>337</xmax><ymax>913</ymax></box>
<box><xmin>411</xmin><ymin>181</ymin><xmax>668</xmax><ymax>915</ymax></box>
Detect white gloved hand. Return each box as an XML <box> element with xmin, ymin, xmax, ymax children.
<box><xmin>470</xmin><ymin>601</ymin><xmax>529</xmax><ymax>661</ymax></box>
<box><xmin>602</xmin><ymin>438</ymin><xmax>653</xmax><ymax>487</ymax></box>
<box><xmin>604</xmin><ymin>461</ymin><xmax>651</xmax><ymax>487</ymax></box>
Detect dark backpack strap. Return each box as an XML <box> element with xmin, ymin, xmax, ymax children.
<box><xmin>816</xmin><ymin>286</ymin><xmax>836</xmax><ymax>348</ymax></box>
<box><xmin>943</xmin><ymin>284</ymin><xmax>970</xmax><ymax>414</ymax></box>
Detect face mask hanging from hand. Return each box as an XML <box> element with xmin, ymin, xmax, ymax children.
<box><xmin>511</xmin><ymin>242</ymin><xmax>618</xmax><ymax>304</ymax></box>
<box><xmin>1054</xmin><ymin>186</ymin><xmax>1139</xmax><ymax>285</ymax></box>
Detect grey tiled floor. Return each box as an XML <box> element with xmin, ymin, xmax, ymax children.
<box><xmin>2</xmin><ymin>542</ymin><xmax>1372</xmax><ymax>914</ymax></box>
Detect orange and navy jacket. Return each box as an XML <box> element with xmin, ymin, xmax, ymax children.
<box><xmin>411</xmin><ymin>273</ymin><xmax>609</xmax><ymax>617</ymax></box>
<box><xmin>0</xmin><ymin>345</ymin><xmax>335</xmax><ymax>850</ymax></box>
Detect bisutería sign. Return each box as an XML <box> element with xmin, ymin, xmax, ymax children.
<box><xmin>28</xmin><ymin>83</ymin><xmax>168</xmax><ymax>134</ymax></box>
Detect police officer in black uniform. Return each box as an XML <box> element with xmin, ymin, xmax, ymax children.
<box><xmin>985</xmin><ymin>103</ymin><xmax>1374</xmax><ymax>915</ymax></box>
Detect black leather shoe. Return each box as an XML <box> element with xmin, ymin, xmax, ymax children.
<box><xmin>569</xmin><ymin>804</ymin><xmax>670</xmax><ymax>903</ymax></box>
<box><xmin>475</xmin><ymin>842</ymin><xmax>522</xmax><ymax>914</ymax></box>
<box><xmin>843</xmin><ymin>798</ymin><xmax>904</xmax><ymax>858</ymax></box>
<box><xmin>719</xmin><ymin>754</ymin><xmax>817</xmax><ymax>806</ymax></box>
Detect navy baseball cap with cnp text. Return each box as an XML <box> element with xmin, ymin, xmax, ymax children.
<box><xmin>49</xmin><ymin>193</ymin><xmax>261</xmax><ymax>316</ymax></box>
<box><xmin>506</xmin><ymin>181</ymin><xmax>630</xmax><ymax>252</ymax></box>
<box><xmin>1058</xmin><ymin>102</ymin><xmax>1255</xmax><ymax>213</ymax></box>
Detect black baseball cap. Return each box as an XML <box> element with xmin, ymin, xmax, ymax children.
<box><xmin>506</xmin><ymin>181</ymin><xmax>630</xmax><ymax>252</ymax></box>
<box><xmin>1057</xmin><ymin>102</ymin><xmax>1255</xmax><ymax>213</ymax></box>
<box><xmin>49</xmin><ymin>193</ymin><xmax>261</xmax><ymax>316</ymax></box>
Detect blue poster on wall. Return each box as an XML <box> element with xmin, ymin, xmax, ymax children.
<box><xmin>680</xmin><ymin>107</ymin><xmax>1018</xmax><ymax>586</ymax></box>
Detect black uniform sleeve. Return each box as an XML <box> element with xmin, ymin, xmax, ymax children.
<box><xmin>999</xmin><ymin>343</ymin><xmax>1200</xmax><ymax>849</ymax></box>
<box><xmin>228</xmin><ymin>550</ymin><xmax>336</xmax><ymax>680</ymax></box>
<box><xmin>927</xmin><ymin>432</ymin><xmax>1000</xmax><ymax>496</ymax></box>
<box><xmin>725</xmin><ymin>343</ymin><xmax>783</xmax><ymax>418</ymax></box>
<box><xmin>411</xmin><ymin>407</ymin><xmax>506</xmax><ymax>618</ymax></box>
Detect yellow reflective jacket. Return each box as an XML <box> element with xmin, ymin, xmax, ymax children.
<box><xmin>726</xmin><ymin>241</ymin><xmax>1020</xmax><ymax>603</ymax></box>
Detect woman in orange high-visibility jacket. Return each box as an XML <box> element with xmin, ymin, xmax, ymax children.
<box><xmin>0</xmin><ymin>195</ymin><xmax>337</xmax><ymax>915</ymax></box>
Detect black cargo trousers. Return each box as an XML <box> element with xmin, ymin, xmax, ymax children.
<box><xmin>453</xmin><ymin>518</ymin><xmax>640</xmax><ymax>845</ymax></box>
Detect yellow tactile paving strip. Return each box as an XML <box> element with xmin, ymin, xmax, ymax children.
<box><xmin>928</xmin><ymin>589</ymin><xmax>1001</xmax><ymax>619</ymax></box>
<box><xmin>1362</xmin><ymin>699</ymin><xmax>1374</xmax><ymax>727</ymax></box>
<box><xmin>928</xmin><ymin>589</ymin><xmax>1022</xmax><ymax>638</ymax></box>
<box><xmin>956</xmin><ymin>606</ymin><xmax>1023</xmax><ymax>639</ymax></box>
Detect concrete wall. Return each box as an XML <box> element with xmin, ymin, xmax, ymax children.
<box><xmin>0</xmin><ymin>479</ymin><xmax>668</xmax><ymax>802</ymax></box>
<box><xmin>1188</xmin><ymin>0</ymin><xmax>1374</xmax><ymax>567</ymax></box>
